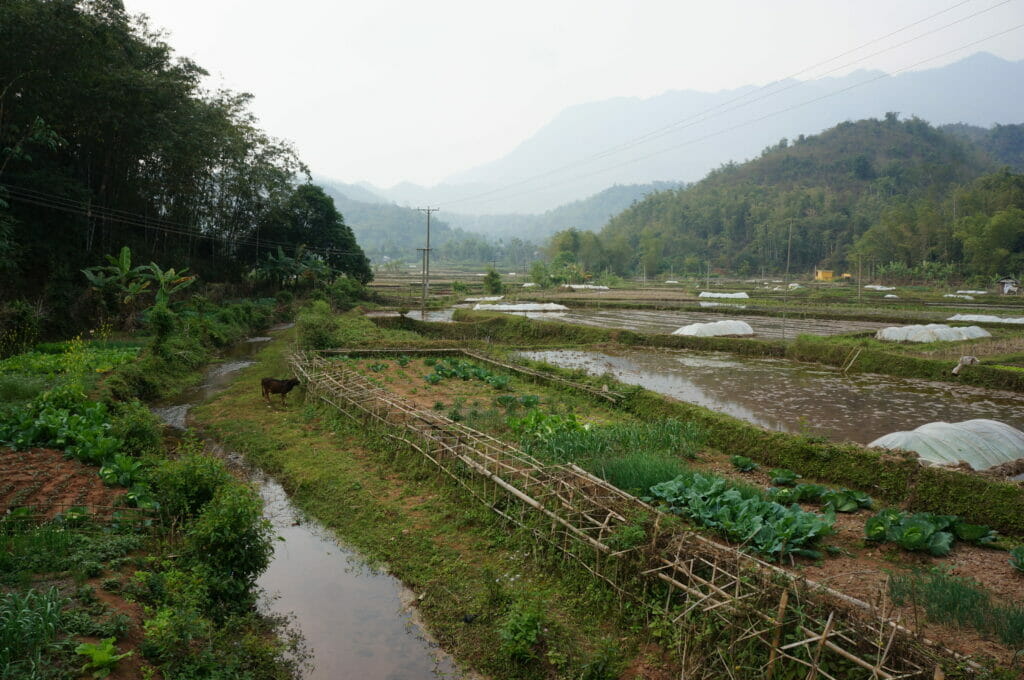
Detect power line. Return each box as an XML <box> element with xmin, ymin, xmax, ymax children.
<box><xmin>443</xmin><ymin>18</ymin><xmax>1024</xmax><ymax>210</ymax></box>
<box><xmin>1</xmin><ymin>182</ymin><xmax>366</xmax><ymax>259</ymax></box>
<box><xmin>442</xmin><ymin>0</ymin><xmax>1018</xmax><ymax>210</ymax></box>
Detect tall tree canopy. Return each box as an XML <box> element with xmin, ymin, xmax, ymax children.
<box><xmin>0</xmin><ymin>0</ymin><xmax>370</xmax><ymax>331</ymax></box>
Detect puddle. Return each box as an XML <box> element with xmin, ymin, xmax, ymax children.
<box><xmin>520</xmin><ymin>348</ymin><xmax>1024</xmax><ymax>445</ymax></box>
<box><xmin>150</xmin><ymin>333</ymin><xmax>476</xmax><ymax>679</ymax></box>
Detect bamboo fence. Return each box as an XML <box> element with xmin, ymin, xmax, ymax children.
<box><xmin>291</xmin><ymin>348</ymin><xmax>970</xmax><ymax>679</ymax></box>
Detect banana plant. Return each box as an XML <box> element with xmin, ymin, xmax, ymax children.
<box><xmin>82</xmin><ymin>246</ymin><xmax>151</xmax><ymax>328</ymax></box>
<box><xmin>143</xmin><ymin>262</ymin><xmax>196</xmax><ymax>306</ymax></box>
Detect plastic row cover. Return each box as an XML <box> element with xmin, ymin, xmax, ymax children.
<box><xmin>868</xmin><ymin>419</ymin><xmax>1024</xmax><ymax>470</ymax></box>
<box><xmin>948</xmin><ymin>314</ymin><xmax>1024</xmax><ymax>324</ymax></box>
<box><xmin>672</xmin><ymin>320</ymin><xmax>754</xmax><ymax>337</ymax></box>
<box><xmin>875</xmin><ymin>324</ymin><xmax>990</xmax><ymax>343</ymax></box>
<box><xmin>474</xmin><ymin>302</ymin><xmax>569</xmax><ymax>311</ymax></box>
<box><xmin>698</xmin><ymin>291</ymin><xmax>750</xmax><ymax>299</ymax></box>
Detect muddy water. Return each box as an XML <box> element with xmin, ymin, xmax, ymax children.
<box><xmin>520</xmin><ymin>348</ymin><xmax>1024</xmax><ymax>444</ymax></box>
<box><xmin>151</xmin><ymin>331</ymin><xmax>474</xmax><ymax>680</ymax></box>
<box><xmin>257</xmin><ymin>474</ymin><xmax>465</xmax><ymax>680</ymax></box>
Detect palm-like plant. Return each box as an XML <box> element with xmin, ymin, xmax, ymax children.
<box><xmin>142</xmin><ymin>262</ymin><xmax>196</xmax><ymax>306</ymax></box>
<box><xmin>81</xmin><ymin>246</ymin><xmax>151</xmax><ymax>329</ymax></box>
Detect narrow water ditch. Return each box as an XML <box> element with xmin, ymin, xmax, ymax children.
<box><xmin>520</xmin><ymin>348</ymin><xmax>1024</xmax><ymax>445</ymax></box>
<box><xmin>150</xmin><ymin>330</ymin><xmax>473</xmax><ymax>679</ymax></box>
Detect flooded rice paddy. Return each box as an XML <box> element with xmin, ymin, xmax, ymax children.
<box><xmin>539</xmin><ymin>308</ymin><xmax>890</xmax><ymax>338</ymax></box>
<box><xmin>519</xmin><ymin>348</ymin><xmax>1024</xmax><ymax>445</ymax></box>
<box><xmin>152</xmin><ymin>332</ymin><xmax>471</xmax><ymax>679</ymax></box>
<box><xmin>368</xmin><ymin>306</ymin><xmax>889</xmax><ymax>338</ymax></box>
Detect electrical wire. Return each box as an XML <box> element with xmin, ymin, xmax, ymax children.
<box><xmin>1</xmin><ymin>183</ymin><xmax>366</xmax><ymax>259</ymax></box>
<box><xmin>442</xmin><ymin>0</ymin><xmax>1020</xmax><ymax>210</ymax></box>
<box><xmin>445</xmin><ymin>19</ymin><xmax>1024</xmax><ymax>209</ymax></box>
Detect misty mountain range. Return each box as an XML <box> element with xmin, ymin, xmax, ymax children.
<box><xmin>319</xmin><ymin>52</ymin><xmax>1023</xmax><ymax>254</ymax></box>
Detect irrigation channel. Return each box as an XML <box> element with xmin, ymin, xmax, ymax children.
<box><xmin>151</xmin><ymin>331</ymin><xmax>472</xmax><ymax>680</ymax></box>
<box><xmin>518</xmin><ymin>348</ymin><xmax>1024</xmax><ymax>445</ymax></box>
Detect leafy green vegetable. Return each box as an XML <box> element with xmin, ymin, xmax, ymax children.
<box><xmin>1010</xmin><ymin>546</ymin><xmax>1024</xmax><ymax>574</ymax></box>
<box><xmin>729</xmin><ymin>455</ymin><xmax>758</xmax><ymax>472</ymax></box>
<box><xmin>648</xmin><ymin>473</ymin><xmax>834</xmax><ymax>560</ymax></box>
<box><xmin>769</xmin><ymin>468</ymin><xmax>801</xmax><ymax>486</ymax></box>
<box><xmin>75</xmin><ymin>637</ymin><xmax>132</xmax><ymax>678</ymax></box>
<box><xmin>952</xmin><ymin>521</ymin><xmax>998</xmax><ymax>545</ymax></box>
<box><xmin>99</xmin><ymin>454</ymin><xmax>144</xmax><ymax>487</ymax></box>
<box><xmin>864</xmin><ymin>509</ymin><xmax>958</xmax><ymax>556</ymax></box>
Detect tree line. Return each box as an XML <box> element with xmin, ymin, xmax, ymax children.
<box><xmin>540</xmin><ymin>116</ymin><xmax>1023</xmax><ymax>283</ymax></box>
<box><xmin>1</xmin><ymin>0</ymin><xmax>371</xmax><ymax>336</ymax></box>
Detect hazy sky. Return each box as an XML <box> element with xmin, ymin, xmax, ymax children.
<box><xmin>123</xmin><ymin>0</ymin><xmax>1024</xmax><ymax>188</ymax></box>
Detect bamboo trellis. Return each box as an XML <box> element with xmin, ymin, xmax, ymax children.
<box><xmin>292</xmin><ymin>348</ymin><xmax>969</xmax><ymax>678</ymax></box>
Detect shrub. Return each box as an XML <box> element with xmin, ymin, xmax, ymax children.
<box><xmin>324</xmin><ymin>276</ymin><xmax>364</xmax><ymax>312</ymax></box>
<box><xmin>108</xmin><ymin>399</ymin><xmax>162</xmax><ymax>456</ymax></box>
<box><xmin>295</xmin><ymin>301</ymin><xmax>341</xmax><ymax>349</ymax></box>
<box><xmin>185</xmin><ymin>484</ymin><xmax>273</xmax><ymax>612</ymax></box>
<box><xmin>147</xmin><ymin>451</ymin><xmax>231</xmax><ymax>522</ymax></box>
<box><xmin>482</xmin><ymin>269</ymin><xmax>504</xmax><ymax>295</ymax></box>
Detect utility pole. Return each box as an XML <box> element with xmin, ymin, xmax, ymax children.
<box><xmin>858</xmin><ymin>255</ymin><xmax>863</xmax><ymax>304</ymax></box>
<box><xmin>782</xmin><ymin>220</ymin><xmax>793</xmax><ymax>340</ymax></box>
<box><xmin>417</xmin><ymin>207</ymin><xmax>439</xmax><ymax>312</ymax></box>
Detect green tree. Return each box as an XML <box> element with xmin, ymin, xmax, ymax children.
<box><xmin>482</xmin><ymin>269</ymin><xmax>504</xmax><ymax>295</ymax></box>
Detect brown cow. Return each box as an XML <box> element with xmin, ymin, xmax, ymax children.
<box><xmin>261</xmin><ymin>377</ymin><xmax>300</xmax><ymax>403</ymax></box>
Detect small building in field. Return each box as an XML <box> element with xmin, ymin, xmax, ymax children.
<box><xmin>998</xmin><ymin>277</ymin><xmax>1020</xmax><ymax>295</ymax></box>
<box><xmin>814</xmin><ymin>269</ymin><xmax>834</xmax><ymax>282</ymax></box>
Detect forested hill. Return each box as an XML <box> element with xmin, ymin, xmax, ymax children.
<box><xmin>320</xmin><ymin>185</ymin><xmax>537</xmax><ymax>268</ymax></box>
<box><xmin>943</xmin><ymin>123</ymin><xmax>1024</xmax><ymax>172</ymax></box>
<box><xmin>587</xmin><ymin>116</ymin><xmax>1018</xmax><ymax>278</ymax></box>
<box><xmin>444</xmin><ymin>182</ymin><xmax>682</xmax><ymax>241</ymax></box>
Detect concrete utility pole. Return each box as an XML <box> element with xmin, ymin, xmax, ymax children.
<box><xmin>417</xmin><ymin>207</ymin><xmax>439</xmax><ymax>311</ymax></box>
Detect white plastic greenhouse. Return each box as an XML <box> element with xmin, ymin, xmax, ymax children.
<box><xmin>868</xmin><ymin>419</ymin><xmax>1024</xmax><ymax>470</ymax></box>
<box><xmin>672</xmin><ymin>320</ymin><xmax>754</xmax><ymax>337</ymax></box>
<box><xmin>875</xmin><ymin>324</ymin><xmax>991</xmax><ymax>343</ymax></box>
<box><xmin>698</xmin><ymin>292</ymin><xmax>750</xmax><ymax>299</ymax></box>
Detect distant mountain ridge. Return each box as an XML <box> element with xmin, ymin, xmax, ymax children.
<box><xmin>358</xmin><ymin>53</ymin><xmax>1024</xmax><ymax>214</ymax></box>
<box><xmin>441</xmin><ymin>182</ymin><xmax>682</xmax><ymax>240</ymax></box>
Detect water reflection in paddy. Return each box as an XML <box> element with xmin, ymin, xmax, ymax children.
<box><xmin>519</xmin><ymin>349</ymin><xmax>1024</xmax><ymax>444</ymax></box>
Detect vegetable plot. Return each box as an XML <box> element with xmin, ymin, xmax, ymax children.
<box><xmin>864</xmin><ymin>509</ymin><xmax>997</xmax><ymax>556</ymax></box>
<box><xmin>647</xmin><ymin>474</ymin><xmax>835</xmax><ymax>560</ymax></box>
